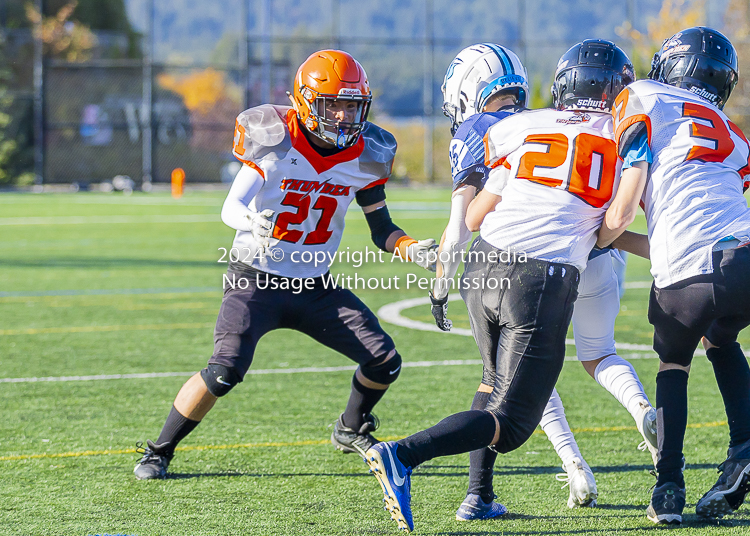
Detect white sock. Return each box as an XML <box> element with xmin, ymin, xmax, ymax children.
<box><xmin>540</xmin><ymin>388</ymin><xmax>582</xmax><ymax>466</ymax></box>
<box><xmin>594</xmin><ymin>354</ymin><xmax>650</xmax><ymax>422</ymax></box>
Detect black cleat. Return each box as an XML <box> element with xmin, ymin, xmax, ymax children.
<box><xmin>697</xmin><ymin>439</ymin><xmax>750</xmax><ymax>518</ymax></box>
<box><xmin>133</xmin><ymin>440</ymin><xmax>173</xmax><ymax>480</ymax></box>
<box><xmin>331</xmin><ymin>413</ymin><xmax>380</xmax><ymax>457</ymax></box>
<box><xmin>647</xmin><ymin>481</ymin><xmax>685</xmax><ymax>524</ymax></box>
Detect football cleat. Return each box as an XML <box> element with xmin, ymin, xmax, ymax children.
<box><xmin>556</xmin><ymin>457</ymin><xmax>598</xmax><ymax>508</ymax></box>
<box><xmin>455</xmin><ymin>493</ymin><xmax>508</xmax><ymax>521</ymax></box>
<box><xmin>365</xmin><ymin>442</ymin><xmax>414</xmax><ymax>532</ymax></box>
<box><xmin>635</xmin><ymin>401</ymin><xmax>659</xmax><ymax>468</ymax></box>
<box><xmin>331</xmin><ymin>413</ymin><xmax>380</xmax><ymax>457</ymax></box>
<box><xmin>696</xmin><ymin>438</ymin><xmax>750</xmax><ymax>518</ymax></box>
<box><xmin>133</xmin><ymin>440</ymin><xmax>173</xmax><ymax>480</ymax></box>
<box><xmin>647</xmin><ymin>481</ymin><xmax>685</xmax><ymax>524</ymax></box>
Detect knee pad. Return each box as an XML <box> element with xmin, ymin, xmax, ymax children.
<box><xmin>360</xmin><ymin>352</ymin><xmax>402</xmax><ymax>385</ymax></box>
<box><xmin>201</xmin><ymin>364</ymin><xmax>242</xmax><ymax>397</ymax></box>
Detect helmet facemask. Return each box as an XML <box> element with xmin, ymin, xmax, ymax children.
<box><xmin>301</xmin><ymin>89</ymin><xmax>372</xmax><ymax>149</ymax></box>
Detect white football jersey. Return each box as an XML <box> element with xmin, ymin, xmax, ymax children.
<box><xmin>482</xmin><ymin>109</ymin><xmax>621</xmax><ymax>271</ymax></box>
<box><xmin>230</xmin><ymin>105</ymin><xmax>396</xmax><ymax>278</ymax></box>
<box><xmin>613</xmin><ymin>80</ymin><xmax>750</xmax><ymax>287</ymax></box>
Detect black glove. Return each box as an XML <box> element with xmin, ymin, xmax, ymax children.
<box><xmin>429</xmin><ymin>291</ymin><xmax>452</xmax><ymax>332</ymax></box>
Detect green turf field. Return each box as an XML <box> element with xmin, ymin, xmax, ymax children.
<box><xmin>2</xmin><ymin>189</ymin><xmax>750</xmax><ymax>535</ymax></box>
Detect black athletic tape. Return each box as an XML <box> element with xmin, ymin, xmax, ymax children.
<box><xmin>360</xmin><ymin>352</ymin><xmax>402</xmax><ymax>385</ymax></box>
<box><xmin>201</xmin><ymin>364</ymin><xmax>242</xmax><ymax>397</ymax></box>
<box><xmin>364</xmin><ymin>206</ymin><xmax>402</xmax><ymax>252</ymax></box>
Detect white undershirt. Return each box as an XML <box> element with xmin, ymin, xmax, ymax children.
<box><xmin>220</xmin><ymin>164</ymin><xmax>266</xmax><ymax>231</ymax></box>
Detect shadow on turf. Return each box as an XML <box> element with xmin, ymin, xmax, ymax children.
<box><xmin>165</xmin><ymin>462</ymin><xmax>720</xmax><ymax>481</ymax></box>
<box><xmin>165</xmin><ymin>471</ymin><xmax>371</xmax><ymax>479</ymax></box>
<box><xmin>420</xmin><ymin>463</ymin><xmax>717</xmax><ymax>477</ymax></box>
<box><xmin>434</xmin><ymin>518</ymin><xmax>750</xmax><ymax>535</ymax></box>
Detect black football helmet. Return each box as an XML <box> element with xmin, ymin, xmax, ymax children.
<box><xmin>552</xmin><ymin>39</ymin><xmax>635</xmax><ymax>113</ymax></box>
<box><xmin>649</xmin><ymin>27</ymin><xmax>738</xmax><ymax>109</ymax></box>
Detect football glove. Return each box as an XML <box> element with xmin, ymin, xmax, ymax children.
<box><xmin>429</xmin><ymin>291</ymin><xmax>452</xmax><ymax>331</ymax></box>
<box><xmin>245</xmin><ymin>209</ymin><xmax>275</xmax><ymax>251</ymax></box>
<box><xmin>407</xmin><ymin>239</ymin><xmax>439</xmax><ymax>272</ymax></box>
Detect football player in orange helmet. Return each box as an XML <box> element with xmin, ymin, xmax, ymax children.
<box><xmin>133</xmin><ymin>50</ymin><xmax>438</xmax><ymax>481</ymax></box>
<box><xmin>290</xmin><ymin>50</ymin><xmax>372</xmax><ymax>149</ymax></box>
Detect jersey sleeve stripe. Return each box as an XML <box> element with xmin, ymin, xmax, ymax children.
<box><xmin>614</xmin><ymin>114</ymin><xmax>652</xmax><ymax>159</ymax></box>
<box><xmin>234</xmin><ymin>158</ymin><xmax>266</xmax><ymax>179</ymax></box>
<box><xmin>728</xmin><ymin>121</ymin><xmax>750</xmax><ymax>179</ymax></box>
<box><xmin>361</xmin><ymin>177</ymin><xmax>389</xmax><ymax>190</ymax></box>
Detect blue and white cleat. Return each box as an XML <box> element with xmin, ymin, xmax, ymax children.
<box><xmin>365</xmin><ymin>441</ymin><xmax>414</xmax><ymax>532</ymax></box>
<box><xmin>455</xmin><ymin>493</ymin><xmax>508</xmax><ymax>521</ymax></box>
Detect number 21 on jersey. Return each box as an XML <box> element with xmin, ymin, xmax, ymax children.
<box><xmin>516</xmin><ymin>132</ymin><xmax>617</xmax><ymax>208</ymax></box>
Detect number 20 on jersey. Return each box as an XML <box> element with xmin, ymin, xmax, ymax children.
<box><xmin>516</xmin><ymin>132</ymin><xmax>617</xmax><ymax>208</ymax></box>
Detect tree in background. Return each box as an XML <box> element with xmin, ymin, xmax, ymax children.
<box><xmin>616</xmin><ymin>0</ymin><xmax>706</xmax><ymax>79</ymax></box>
<box><xmin>723</xmin><ymin>0</ymin><xmax>750</xmax><ymax>130</ymax></box>
<box><xmin>45</xmin><ymin>0</ymin><xmax>139</xmax><ymax>58</ymax></box>
<box><xmin>25</xmin><ymin>1</ymin><xmax>96</xmax><ymax>62</ymax></box>
<box><xmin>0</xmin><ymin>31</ymin><xmax>19</xmax><ymax>185</ymax></box>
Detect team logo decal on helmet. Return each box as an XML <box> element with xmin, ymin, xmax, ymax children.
<box><xmin>552</xmin><ymin>39</ymin><xmax>635</xmax><ymax>113</ymax></box>
<box><xmin>290</xmin><ymin>50</ymin><xmax>372</xmax><ymax>148</ymax></box>
<box><xmin>441</xmin><ymin>43</ymin><xmax>529</xmax><ymax>135</ymax></box>
<box><xmin>648</xmin><ymin>27</ymin><xmax>738</xmax><ymax>109</ymax></box>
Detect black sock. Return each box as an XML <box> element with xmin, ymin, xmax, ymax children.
<box><xmin>155</xmin><ymin>406</ymin><xmax>200</xmax><ymax>455</ymax></box>
<box><xmin>655</xmin><ymin>369</ymin><xmax>688</xmax><ymax>487</ymax></box>
<box><xmin>396</xmin><ymin>410</ymin><xmax>496</xmax><ymax>469</ymax></box>
<box><xmin>707</xmin><ymin>342</ymin><xmax>750</xmax><ymax>448</ymax></box>
<box><xmin>342</xmin><ymin>375</ymin><xmax>386</xmax><ymax>430</ymax></box>
<box><xmin>467</xmin><ymin>391</ymin><xmax>497</xmax><ymax>504</ymax></box>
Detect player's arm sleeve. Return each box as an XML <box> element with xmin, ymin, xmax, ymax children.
<box><xmin>612</xmin><ymin>86</ymin><xmax>652</xmax><ymax>160</ymax></box>
<box><xmin>363</xmin><ymin>204</ymin><xmax>403</xmax><ymax>251</ymax></box>
<box><xmin>621</xmin><ymin>130</ymin><xmax>653</xmax><ymax>169</ymax></box>
<box><xmin>355</xmin><ymin>183</ymin><xmax>387</xmax><ymax>207</ymax></box>
<box><xmin>433</xmin><ymin>187</ymin><xmax>474</xmax><ymax>298</ymax></box>
<box><xmin>220</xmin><ymin>164</ymin><xmax>266</xmax><ymax>231</ymax></box>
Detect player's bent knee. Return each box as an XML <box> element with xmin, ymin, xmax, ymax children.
<box><xmin>360</xmin><ymin>352</ymin><xmax>402</xmax><ymax>385</ymax></box>
<box><xmin>201</xmin><ymin>364</ymin><xmax>242</xmax><ymax>397</ymax></box>
<box><xmin>484</xmin><ymin>409</ymin><xmax>536</xmax><ymax>454</ymax></box>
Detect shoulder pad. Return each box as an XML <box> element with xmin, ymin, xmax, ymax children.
<box><xmin>233</xmin><ymin>105</ymin><xmax>292</xmax><ymax>163</ymax></box>
<box><xmin>358</xmin><ymin>122</ymin><xmax>397</xmax><ymax>179</ymax></box>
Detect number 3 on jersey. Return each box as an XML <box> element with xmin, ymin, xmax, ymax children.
<box><xmin>682</xmin><ymin>102</ymin><xmax>750</xmax><ymax>180</ymax></box>
<box><xmin>516</xmin><ymin>132</ymin><xmax>617</xmax><ymax>208</ymax></box>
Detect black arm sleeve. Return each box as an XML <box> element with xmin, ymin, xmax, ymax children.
<box><xmin>364</xmin><ymin>205</ymin><xmax>403</xmax><ymax>252</ymax></box>
<box><xmin>355</xmin><ymin>184</ymin><xmax>387</xmax><ymax>207</ymax></box>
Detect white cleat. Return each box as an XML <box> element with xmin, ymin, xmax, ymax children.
<box><xmin>635</xmin><ymin>401</ymin><xmax>658</xmax><ymax>468</ymax></box>
<box><xmin>557</xmin><ymin>457</ymin><xmax>598</xmax><ymax>508</ymax></box>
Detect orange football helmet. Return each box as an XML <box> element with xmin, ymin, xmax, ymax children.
<box><xmin>290</xmin><ymin>50</ymin><xmax>372</xmax><ymax>148</ymax></box>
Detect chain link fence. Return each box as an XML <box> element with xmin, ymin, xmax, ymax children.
<box><xmin>3</xmin><ymin>0</ymin><xmax>748</xmax><ymax>186</ymax></box>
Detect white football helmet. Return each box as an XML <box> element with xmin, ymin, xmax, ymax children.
<box><xmin>441</xmin><ymin>43</ymin><xmax>529</xmax><ymax>134</ymax></box>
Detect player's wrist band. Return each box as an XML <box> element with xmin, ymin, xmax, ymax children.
<box><xmin>395</xmin><ymin>235</ymin><xmax>418</xmax><ymax>260</ymax></box>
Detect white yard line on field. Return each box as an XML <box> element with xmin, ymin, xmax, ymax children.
<box><xmin>376</xmin><ymin>295</ymin><xmax>748</xmax><ymax>358</ymax></box>
<box><xmin>4</xmin><ymin>288</ymin><xmax>746</xmax><ymax>385</ymax></box>
<box><xmin>0</xmin><ymin>360</ymin><xmax>482</xmax><ymax>384</ymax></box>
<box><xmin>0</xmin><ymin>204</ymin><xmax>448</xmax><ymax>226</ymax></box>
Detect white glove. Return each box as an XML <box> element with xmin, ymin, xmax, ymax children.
<box><xmin>245</xmin><ymin>209</ymin><xmax>275</xmax><ymax>251</ymax></box>
<box><xmin>406</xmin><ymin>239</ymin><xmax>439</xmax><ymax>272</ymax></box>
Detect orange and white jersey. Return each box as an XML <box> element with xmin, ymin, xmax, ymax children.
<box><xmin>230</xmin><ymin>104</ymin><xmax>395</xmax><ymax>278</ymax></box>
<box><xmin>613</xmin><ymin>79</ymin><xmax>750</xmax><ymax>287</ymax></box>
<box><xmin>482</xmin><ymin>109</ymin><xmax>620</xmax><ymax>271</ymax></box>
